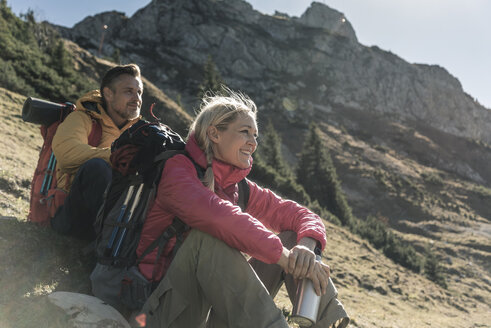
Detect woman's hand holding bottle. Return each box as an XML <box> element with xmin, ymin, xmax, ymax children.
<box><xmin>276</xmin><ymin>238</ymin><xmax>330</xmax><ymax>296</ymax></box>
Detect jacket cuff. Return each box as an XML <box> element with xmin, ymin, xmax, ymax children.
<box><xmin>296</xmin><ymin>230</ymin><xmax>327</xmax><ymax>251</ymax></box>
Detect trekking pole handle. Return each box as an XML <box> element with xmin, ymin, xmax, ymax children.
<box><xmin>127</xmin><ymin>183</ymin><xmax>144</xmax><ymax>222</ymax></box>
<box><xmin>113</xmin><ymin>183</ymin><xmax>144</xmax><ymax>257</ymax></box>
<box><xmin>106</xmin><ymin>185</ymin><xmax>135</xmax><ymax>250</ymax></box>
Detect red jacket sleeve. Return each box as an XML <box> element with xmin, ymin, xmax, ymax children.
<box><xmin>158</xmin><ymin>155</ymin><xmax>284</xmax><ymax>264</ymax></box>
<box><xmin>245</xmin><ymin>179</ymin><xmax>327</xmax><ymax>251</ymax></box>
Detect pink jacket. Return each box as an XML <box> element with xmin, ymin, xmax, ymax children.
<box><xmin>137</xmin><ymin>135</ymin><xmax>327</xmax><ymax>281</ymax></box>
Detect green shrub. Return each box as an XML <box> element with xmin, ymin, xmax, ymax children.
<box><xmin>353</xmin><ymin>215</ymin><xmax>423</xmax><ymax>273</ymax></box>
<box><xmin>383</xmin><ymin>233</ymin><xmax>422</xmax><ymax>273</ymax></box>
<box><xmin>0</xmin><ymin>3</ymin><xmax>96</xmax><ymax>101</ymax></box>
<box><xmin>0</xmin><ymin>58</ymin><xmax>35</xmax><ymax>95</ymax></box>
<box><xmin>424</xmin><ymin>247</ymin><xmax>448</xmax><ymax>289</ymax></box>
<box><xmin>353</xmin><ymin>215</ymin><xmax>388</xmax><ymax>249</ymax></box>
<box><xmin>421</xmin><ymin>171</ymin><xmax>443</xmax><ymax>186</ymax></box>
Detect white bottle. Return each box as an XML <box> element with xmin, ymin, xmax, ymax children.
<box><xmin>290</xmin><ymin>254</ymin><xmax>322</xmax><ymax>327</ymax></box>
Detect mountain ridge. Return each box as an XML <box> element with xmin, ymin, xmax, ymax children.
<box><xmin>56</xmin><ymin>0</ymin><xmax>491</xmax><ymax>143</ymax></box>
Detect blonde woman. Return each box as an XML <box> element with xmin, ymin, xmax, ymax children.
<box><xmin>137</xmin><ymin>90</ymin><xmax>349</xmax><ymax>327</ymax></box>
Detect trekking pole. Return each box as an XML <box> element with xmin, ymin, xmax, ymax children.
<box><xmin>112</xmin><ymin>183</ymin><xmax>144</xmax><ymax>257</ymax></box>
<box><xmin>40</xmin><ymin>152</ymin><xmax>56</xmax><ymax>195</ymax></box>
<box><xmin>45</xmin><ymin>157</ymin><xmax>57</xmax><ymax>192</ymax></box>
<box><xmin>106</xmin><ymin>185</ymin><xmax>135</xmax><ymax>251</ymax></box>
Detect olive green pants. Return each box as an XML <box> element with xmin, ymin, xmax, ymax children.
<box><xmin>247</xmin><ymin>233</ymin><xmax>349</xmax><ymax>328</ymax></box>
<box><xmin>142</xmin><ymin>230</ymin><xmax>348</xmax><ymax>328</ymax></box>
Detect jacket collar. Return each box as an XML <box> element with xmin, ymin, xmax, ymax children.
<box><xmin>75</xmin><ymin>90</ymin><xmax>140</xmax><ymax>131</ymax></box>
<box><xmin>185</xmin><ymin>133</ymin><xmax>251</xmax><ymax>189</ymax></box>
<box><xmin>75</xmin><ymin>90</ymin><xmax>105</xmax><ymax>117</ymax></box>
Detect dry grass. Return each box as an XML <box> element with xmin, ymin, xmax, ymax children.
<box><xmin>325</xmin><ymin>221</ymin><xmax>491</xmax><ymax>327</ymax></box>
<box><xmin>0</xmin><ymin>217</ymin><xmax>93</xmax><ymax>327</ymax></box>
<box><xmin>0</xmin><ymin>88</ymin><xmax>93</xmax><ymax>327</ymax></box>
<box><xmin>0</xmin><ymin>88</ymin><xmax>40</xmax><ymax>219</ymax></box>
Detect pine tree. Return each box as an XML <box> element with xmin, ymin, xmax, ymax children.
<box><xmin>50</xmin><ymin>40</ymin><xmax>72</xmax><ymax>77</ymax></box>
<box><xmin>296</xmin><ymin>123</ymin><xmax>354</xmax><ymax>226</ymax></box>
<box><xmin>424</xmin><ymin>247</ymin><xmax>448</xmax><ymax>288</ymax></box>
<box><xmin>198</xmin><ymin>55</ymin><xmax>225</xmax><ymax>99</ymax></box>
<box><xmin>20</xmin><ymin>9</ymin><xmax>35</xmax><ymax>25</ymax></box>
<box><xmin>111</xmin><ymin>48</ymin><xmax>121</xmax><ymax>64</ymax></box>
<box><xmin>258</xmin><ymin>120</ymin><xmax>291</xmax><ymax>177</ymax></box>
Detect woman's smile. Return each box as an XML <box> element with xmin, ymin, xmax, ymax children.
<box><xmin>212</xmin><ymin>113</ymin><xmax>258</xmax><ymax>169</ymax></box>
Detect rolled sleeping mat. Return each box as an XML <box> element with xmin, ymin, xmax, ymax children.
<box><xmin>22</xmin><ymin>97</ymin><xmax>74</xmax><ymax>125</ymax></box>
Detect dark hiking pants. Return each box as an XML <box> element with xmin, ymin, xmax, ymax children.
<box><xmin>51</xmin><ymin>158</ymin><xmax>111</xmax><ymax>240</ymax></box>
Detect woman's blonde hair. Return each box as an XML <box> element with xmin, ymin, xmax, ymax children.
<box><xmin>188</xmin><ymin>88</ymin><xmax>257</xmax><ymax>191</ymax></box>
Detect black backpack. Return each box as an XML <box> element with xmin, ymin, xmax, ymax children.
<box><xmin>90</xmin><ymin>119</ymin><xmax>250</xmax><ymax>312</ymax></box>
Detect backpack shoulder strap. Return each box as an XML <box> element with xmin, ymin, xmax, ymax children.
<box><xmin>88</xmin><ymin>119</ymin><xmax>102</xmax><ymax>147</ymax></box>
<box><xmin>136</xmin><ymin>217</ymin><xmax>188</xmax><ymax>267</ymax></box>
<box><xmin>237</xmin><ymin>178</ymin><xmax>250</xmax><ymax>212</ymax></box>
<box><xmin>184</xmin><ymin>153</ymin><xmax>205</xmax><ymax>179</ymax></box>
<box><xmin>134</xmin><ymin>150</ymin><xmax>194</xmax><ymax>265</ymax></box>
<box><xmin>154</xmin><ymin>149</ymin><xmax>188</xmax><ymax>163</ymax></box>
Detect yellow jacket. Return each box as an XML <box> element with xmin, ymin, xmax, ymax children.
<box><xmin>52</xmin><ymin>90</ymin><xmax>139</xmax><ymax>192</ymax></box>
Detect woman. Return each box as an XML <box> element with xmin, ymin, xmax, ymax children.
<box><xmin>137</xmin><ymin>90</ymin><xmax>349</xmax><ymax>328</ymax></box>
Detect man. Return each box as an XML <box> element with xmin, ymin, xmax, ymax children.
<box><xmin>50</xmin><ymin>64</ymin><xmax>143</xmax><ymax>240</ymax></box>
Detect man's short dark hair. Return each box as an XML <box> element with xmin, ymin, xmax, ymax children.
<box><xmin>100</xmin><ymin>63</ymin><xmax>141</xmax><ymax>105</ymax></box>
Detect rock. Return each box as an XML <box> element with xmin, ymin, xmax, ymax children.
<box><xmin>47</xmin><ymin>292</ymin><xmax>130</xmax><ymax>328</ymax></box>
<box><xmin>360</xmin><ymin>282</ymin><xmax>374</xmax><ymax>291</ymax></box>
<box><xmin>389</xmin><ymin>285</ymin><xmax>403</xmax><ymax>295</ymax></box>
<box><xmin>61</xmin><ymin>11</ymin><xmax>128</xmax><ymax>51</ymax></box>
<box><xmin>0</xmin><ymin>216</ymin><xmax>16</xmax><ymax>220</ymax></box>
<box><xmin>297</xmin><ymin>2</ymin><xmax>358</xmax><ymax>42</ymax></box>
<box><xmin>375</xmin><ymin>286</ymin><xmax>388</xmax><ymax>295</ymax></box>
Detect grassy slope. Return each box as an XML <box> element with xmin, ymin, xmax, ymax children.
<box><xmin>0</xmin><ymin>88</ymin><xmax>37</xmax><ymax>219</ymax></box>
<box><xmin>1</xmin><ymin>86</ymin><xmax>489</xmax><ymax>327</ymax></box>
<box><xmin>306</xmin><ymin>108</ymin><xmax>491</xmax><ymax>327</ymax></box>
<box><xmin>0</xmin><ymin>88</ymin><xmax>91</xmax><ymax>327</ymax></box>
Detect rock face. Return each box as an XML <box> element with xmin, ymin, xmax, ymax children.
<box><xmin>60</xmin><ymin>0</ymin><xmax>491</xmax><ymax>143</ymax></box>
<box><xmin>297</xmin><ymin>2</ymin><xmax>357</xmax><ymax>42</ymax></box>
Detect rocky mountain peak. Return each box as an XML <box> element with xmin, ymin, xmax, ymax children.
<box><xmin>58</xmin><ymin>0</ymin><xmax>491</xmax><ymax>144</ymax></box>
<box><xmin>297</xmin><ymin>1</ymin><xmax>357</xmax><ymax>42</ymax></box>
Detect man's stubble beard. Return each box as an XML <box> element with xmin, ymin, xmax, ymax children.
<box><xmin>112</xmin><ymin>101</ymin><xmax>140</xmax><ymax>121</ymax></box>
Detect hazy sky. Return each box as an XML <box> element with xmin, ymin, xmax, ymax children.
<box><xmin>8</xmin><ymin>0</ymin><xmax>491</xmax><ymax>109</ymax></box>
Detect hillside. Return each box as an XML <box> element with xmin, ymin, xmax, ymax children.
<box><xmin>1</xmin><ymin>0</ymin><xmax>490</xmax><ymax>326</ymax></box>
<box><xmin>0</xmin><ymin>85</ymin><xmax>489</xmax><ymax>326</ymax></box>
